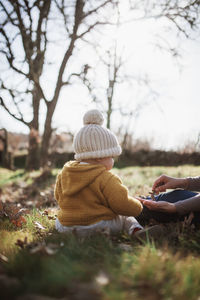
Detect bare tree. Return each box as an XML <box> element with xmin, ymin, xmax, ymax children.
<box><xmin>105</xmin><ymin>46</ymin><xmax>123</xmax><ymax>129</ymax></box>
<box><xmin>0</xmin><ymin>1</ymin><xmax>200</xmax><ymax>170</ymax></box>
<box><xmin>78</xmin><ymin>0</ymin><xmax>200</xmax><ymax>131</ymax></box>
<box><xmin>80</xmin><ymin>42</ymin><xmax>126</xmax><ymax>129</ymax></box>
<box><xmin>0</xmin><ymin>0</ymin><xmax>118</xmax><ymax>169</ymax></box>
<box><xmin>128</xmin><ymin>0</ymin><xmax>200</xmax><ymax>37</ymax></box>
<box><xmin>0</xmin><ymin>128</ymin><xmax>13</xmax><ymax>169</ymax></box>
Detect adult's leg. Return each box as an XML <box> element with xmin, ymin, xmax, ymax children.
<box><xmin>156</xmin><ymin>190</ymin><xmax>200</xmax><ymax>225</ymax></box>
<box><xmin>156</xmin><ymin>190</ymin><xmax>197</xmax><ymax>203</ymax></box>
<box><xmin>136</xmin><ymin>189</ymin><xmax>199</xmax><ymax>225</ymax></box>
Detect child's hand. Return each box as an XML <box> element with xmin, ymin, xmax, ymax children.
<box><xmin>135</xmin><ymin>197</ymin><xmax>147</xmax><ymax>205</ymax></box>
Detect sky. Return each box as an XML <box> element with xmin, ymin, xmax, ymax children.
<box><xmin>53</xmin><ymin>17</ymin><xmax>200</xmax><ymax>150</ymax></box>
<box><xmin>0</xmin><ymin>3</ymin><xmax>200</xmax><ymax>151</ymax></box>
<box><xmin>131</xmin><ymin>36</ymin><xmax>200</xmax><ymax>150</ymax></box>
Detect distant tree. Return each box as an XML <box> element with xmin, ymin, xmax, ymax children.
<box><xmin>0</xmin><ymin>0</ymin><xmax>118</xmax><ymax>169</ymax></box>
<box><xmin>0</xmin><ymin>128</ymin><xmax>13</xmax><ymax>169</ymax></box>
<box><xmin>77</xmin><ymin>0</ymin><xmax>200</xmax><ymax>131</ymax></box>
<box><xmin>80</xmin><ymin>42</ymin><xmax>125</xmax><ymax>129</ymax></box>
<box><xmin>0</xmin><ymin>0</ymin><xmax>200</xmax><ymax>170</ymax></box>
<box><xmin>135</xmin><ymin>0</ymin><xmax>200</xmax><ymax>38</ymax></box>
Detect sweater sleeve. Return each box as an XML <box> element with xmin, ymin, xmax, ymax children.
<box><xmin>174</xmin><ymin>194</ymin><xmax>200</xmax><ymax>215</ymax></box>
<box><xmin>54</xmin><ymin>174</ymin><xmax>62</xmax><ymax>204</ymax></box>
<box><xmin>186</xmin><ymin>176</ymin><xmax>200</xmax><ymax>191</ymax></box>
<box><xmin>102</xmin><ymin>174</ymin><xmax>143</xmax><ymax>217</ymax></box>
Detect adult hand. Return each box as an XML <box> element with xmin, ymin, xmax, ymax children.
<box><xmin>137</xmin><ymin>197</ymin><xmax>177</xmax><ymax>213</ymax></box>
<box><xmin>152</xmin><ymin>174</ymin><xmax>188</xmax><ymax>194</ymax></box>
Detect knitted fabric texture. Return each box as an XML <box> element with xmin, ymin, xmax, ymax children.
<box><xmin>73</xmin><ymin>109</ymin><xmax>122</xmax><ymax>161</ymax></box>
<box><xmin>54</xmin><ymin>161</ymin><xmax>143</xmax><ymax>226</ymax></box>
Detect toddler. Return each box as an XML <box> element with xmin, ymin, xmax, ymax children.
<box><xmin>54</xmin><ymin>109</ymin><xmax>144</xmax><ymax>237</ymax></box>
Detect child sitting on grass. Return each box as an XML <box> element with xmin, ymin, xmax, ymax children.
<box><xmin>54</xmin><ymin>109</ymin><xmax>159</xmax><ymax>238</ymax></box>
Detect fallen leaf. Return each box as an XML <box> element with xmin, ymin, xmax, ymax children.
<box><xmin>47</xmin><ymin>215</ymin><xmax>56</xmax><ymax>220</ymax></box>
<box><xmin>95</xmin><ymin>271</ymin><xmax>110</xmax><ymax>286</ymax></box>
<box><xmin>3</xmin><ymin>203</ymin><xmax>20</xmax><ymax>218</ymax></box>
<box><xmin>12</xmin><ymin>208</ymin><xmax>30</xmax><ymax>220</ymax></box>
<box><xmin>29</xmin><ymin>242</ymin><xmax>58</xmax><ymax>255</ymax></box>
<box><xmin>15</xmin><ymin>237</ymin><xmax>28</xmax><ymax>249</ymax></box>
<box><xmin>11</xmin><ymin>216</ymin><xmax>27</xmax><ymax>227</ymax></box>
<box><xmin>41</xmin><ymin>209</ymin><xmax>56</xmax><ymax>220</ymax></box>
<box><xmin>0</xmin><ymin>253</ymin><xmax>9</xmax><ymax>263</ymax></box>
<box><xmin>0</xmin><ymin>202</ymin><xmax>28</xmax><ymax>227</ymax></box>
<box><xmin>33</xmin><ymin>221</ymin><xmax>46</xmax><ymax>230</ymax></box>
<box><xmin>42</xmin><ymin>210</ymin><xmax>48</xmax><ymax>216</ymax></box>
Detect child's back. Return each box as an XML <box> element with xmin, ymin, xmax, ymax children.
<box><xmin>54</xmin><ymin>109</ymin><xmax>143</xmax><ymax>236</ymax></box>
<box><xmin>55</xmin><ymin>160</ymin><xmax>142</xmax><ymax>227</ymax></box>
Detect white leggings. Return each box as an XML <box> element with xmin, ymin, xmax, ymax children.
<box><xmin>55</xmin><ymin>215</ymin><xmax>143</xmax><ymax>237</ymax></box>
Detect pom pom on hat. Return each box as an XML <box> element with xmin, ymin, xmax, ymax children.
<box><xmin>83</xmin><ymin>109</ymin><xmax>104</xmax><ymax>126</ymax></box>
<box><xmin>73</xmin><ymin>109</ymin><xmax>122</xmax><ymax>161</ymax></box>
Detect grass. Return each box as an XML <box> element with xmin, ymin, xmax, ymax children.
<box><xmin>107</xmin><ymin>244</ymin><xmax>200</xmax><ymax>300</ymax></box>
<box><xmin>1</xmin><ymin>165</ymin><xmax>200</xmax><ymax>299</ymax></box>
<box><xmin>0</xmin><ymin>168</ymin><xmax>26</xmax><ymax>187</ymax></box>
<box><xmin>113</xmin><ymin>164</ymin><xmax>200</xmax><ymax>195</ymax></box>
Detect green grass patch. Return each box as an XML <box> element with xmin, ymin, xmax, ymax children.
<box><xmin>1</xmin><ymin>165</ymin><xmax>200</xmax><ymax>299</ymax></box>
<box><xmin>0</xmin><ymin>168</ymin><xmax>26</xmax><ymax>187</ymax></box>
<box><xmin>0</xmin><ymin>167</ymin><xmax>59</xmax><ymax>188</ymax></box>
<box><xmin>103</xmin><ymin>243</ymin><xmax>200</xmax><ymax>300</ymax></box>
<box><xmin>0</xmin><ymin>208</ymin><xmax>55</xmax><ymax>255</ymax></box>
<box><xmin>113</xmin><ymin>165</ymin><xmax>200</xmax><ymax>195</ymax></box>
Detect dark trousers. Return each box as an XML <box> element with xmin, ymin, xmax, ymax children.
<box><xmin>136</xmin><ymin>190</ymin><xmax>200</xmax><ymax>225</ymax></box>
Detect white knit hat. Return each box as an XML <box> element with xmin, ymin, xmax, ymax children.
<box><xmin>73</xmin><ymin>109</ymin><xmax>122</xmax><ymax>161</ymax></box>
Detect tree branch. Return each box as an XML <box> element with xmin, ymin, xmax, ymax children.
<box><xmin>0</xmin><ymin>96</ymin><xmax>29</xmax><ymax>126</ymax></box>
<box><xmin>77</xmin><ymin>21</ymin><xmax>111</xmax><ymax>39</ymax></box>
<box><xmin>0</xmin><ymin>28</ymin><xmax>28</xmax><ymax>77</ymax></box>
<box><xmin>0</xmin><ymin>1</ymin><xmax>18</xmax><ymax>27</ymax></box>
<box><xmin>165</xmin><ymin>14</ymin><xmax>190</xmax><ymax>38</ymax></box>
<box><xmin>83</xmin><ymin>0</ymin><xmax>113</xmax><ymax>19</ymax></box>
<box><xmin>54</xmin><ymin>0</ymin><xmax>70</xmax><ymax>35</ymax></box>
<box><xmin>11</xmin><ymin>0</ymin><xmax>33</xmax><ymax>64</ymax></box>
<box><xmin>23</xmin><ymin>0</ymin><xmax>33</xmax><ymax>36</ymax></box>
<box><xmin>36</xmin><ymin>0</ymin><xmax>51</xmax><ymax>53</ymax></box>
<box><xmin>51</xmin><ymin>0</ymin><xmax>84</xmax><ymax>108</ymax></box>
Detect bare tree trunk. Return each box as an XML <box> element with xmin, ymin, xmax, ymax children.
<box><xmin>40</xmin><ymin>125</ymin><xmax>52</xmax><ymax>167</ymax></box>
<box><xmin>2</xmin><ymin>0</ymin><xmax>198</xmax><ymax>170</ymax></box>
<box><xmin>40</xmin><ymin>103</ymin><xmax>55</xmax><ymax>167</ymax></box>
<box><xmin>0</xmin><ymin>128</ymin><xmax>13</xmax><ymax>169</ymax></box>
<box><xmin>40</xmin><ymin>13</ymin><xmax>79</xmax><ymax>167</ymax></box>
<box><xmin>106</xmin><ymin>94</ymin><xmax>112</xmax><ymax>129</ymax></box>
<box><xmin>26</xmin><ymin>127</ymin><xmax>40</xmax><ymax>170</ymax></box>
<box><xmin>26</xmin><ymin>87</ymin><xmax>41</xmax><ymax>170</ymax></box>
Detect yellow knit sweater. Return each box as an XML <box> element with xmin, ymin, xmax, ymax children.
<box><xmin>54</xmin><ymin>161</ymin><xmax>143</xmax><ymax>226</ymax></box>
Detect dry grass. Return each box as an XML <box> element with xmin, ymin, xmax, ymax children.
<box><xmin>1</xmin><ymin>165</ymin><xmax>200</xmax><ymax>299</ymax></box>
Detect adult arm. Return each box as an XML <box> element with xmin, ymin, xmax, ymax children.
<box><xmin>187</xmin><ymin>176</ymin><xmax>200</xmax><ymax>192</ymax></box>
<box><xmin>138</xmin><ymin>194</ymin><xmax>200</xmax><ymax>215</ymax></box>
<box><xmin>138</xmin><ymin>175</ymin><xmax>200</xmax><ymax>215</ymax></box>
<box><xmin>152</xmin><ymin>175</ymin><xmax>188</xmax><ymax>193</ymax></box>
<box><xmin>174</xmin><ymin>193</ymin><xmax>200</xmax><ymax>215</ymax></box>
<box><xmin>152</xmin><ymin>175</ymin><xmax>200</xmax><ymax>193</ymax></box>
<box><xmin>137</xmin><ymin>198</ymin><xmax>176</xmax><ymax>213</ymax></box>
